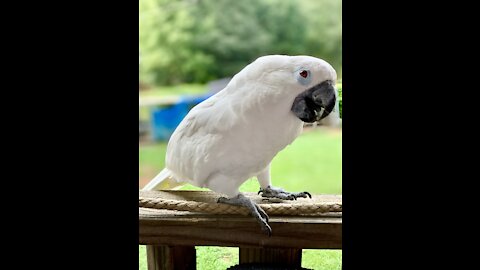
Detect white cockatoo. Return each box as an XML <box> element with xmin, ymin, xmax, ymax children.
<box><xmin>142</xmin><ymin>55</ymin><xmax>340</xmax><ymax>235</ymax></box>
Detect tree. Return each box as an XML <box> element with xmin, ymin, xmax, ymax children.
<box><xmin>301</xmin><ymin>0</ymin><xmax>342</xmax><ymax>76</ymax></box>
<box><xmin>140</xmin><ymin>0</ymin><xmax>201</xmax><ymax>84</ymax></box>
<box><xmin>139</xmin><ymin>0</ymin><xmax>342</xmax><ymax>86</ymax></box>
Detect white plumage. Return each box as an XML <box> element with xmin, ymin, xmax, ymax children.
<box><xmin>143</xmin><ymin>55</ymin><xmax>339</xmax><ymax>199</ymax></box>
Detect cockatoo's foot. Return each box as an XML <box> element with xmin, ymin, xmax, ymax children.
<box><xmin>217</xmin><ymin>193</ymin><xmax>272</xmax><ymax>236</ymax></box>
<box><xmin>258</xmin><ymin>185</ymin><xmax>312</xmax><ymax>200</ymax></box>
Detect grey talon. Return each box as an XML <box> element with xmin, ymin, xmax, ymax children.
<box><xmin>217</xmin><ymin>193</ymin><xmax>272</xmax><ymax>236</ymax></box>
<box><xmin>259</xmin><ymin>186</ymin><xmax>311</xmax><ymax>201</ymax></box>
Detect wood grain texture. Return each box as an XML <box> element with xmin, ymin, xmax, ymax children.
<box><xmin>239</xmin><ymin>247</ymin><xmax>302</xmax><ymax>267</ymax></box>
<box><xmin>147</xmin><ymin>245</ymin><xmax>196</xmax><ymax>270</ymax></box>
<box><xmin>139</xmin><ymin>191</ymin><xmax>342</xmax><ymax>249</ymax></box>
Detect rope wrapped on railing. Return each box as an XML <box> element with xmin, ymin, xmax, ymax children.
<box><xmin>139</xmin><ymin>195</ymin><xmax>342</xmax><ymax>216</ymax></box>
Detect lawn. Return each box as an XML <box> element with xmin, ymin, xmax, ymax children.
<box><xmin>139</xmin><ymin>84</ymin><xmax>342</xmax><ymax>269</ymax></box>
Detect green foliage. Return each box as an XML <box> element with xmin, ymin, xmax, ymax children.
<box><xmin>140</xmin><ymin>0</ymin><xmax>342</xmax><ymax>85</ymax></box>
<box><xmin>302</xmin><ymin>0</ymin><xmax>342</xmax><ymax>77</ymax></box>
<box><xmin>140</xmin><ymin>0</ymin><xmax>200</xmax><ymax>84</ymax></box>
<box><xmin>189</xmin><ymin>0</ymin><xmax>271</xmax><ymax>81</ymax></box>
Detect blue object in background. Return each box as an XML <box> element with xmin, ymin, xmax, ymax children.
<box><xmin>150</xmin><ymin>93</ymin><xmax>212</xmax><ymax>141</ymax></box>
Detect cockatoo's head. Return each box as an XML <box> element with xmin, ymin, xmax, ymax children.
<box><xmin>243</xmin><ymin>55</ymin><xmax>338</xmax><ymax>123</ymax></box>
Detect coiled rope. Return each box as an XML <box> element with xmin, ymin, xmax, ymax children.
<box><xmin>139</xmin><ymin>196</ymin><xmax>342</xmax><ymax>216</ymax></box>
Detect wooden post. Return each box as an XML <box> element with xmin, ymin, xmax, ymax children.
<box><xmin>146</xmin><ymin>245</ymin><xmax>196</xmax><ymax>270</ymax></box>
<box><xmin>239</xmin><ymin>247</ymin><xmax>302</xmax><ymax>268</ymax></box>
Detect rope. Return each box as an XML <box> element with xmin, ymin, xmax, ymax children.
<box><xmin>139</xmin><ymin>196</ymin><xmax>342</xmax><ymax>216</ymax></box>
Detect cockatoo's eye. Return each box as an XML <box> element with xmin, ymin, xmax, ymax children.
<box><xmin>296</xmin><ymin>69</ymin><xmax>311</xmax><ymax>86</ymax></box>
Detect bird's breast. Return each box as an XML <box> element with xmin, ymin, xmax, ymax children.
<box><xmin>224</xmin><ymin>111</ymin><xmax>303</xmax><ymax>175</ymax></box>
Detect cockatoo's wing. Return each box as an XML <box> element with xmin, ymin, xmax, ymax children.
<box><xmin>165</xmin><ymin>90</ymin><xmax>241</xmax><ymax>189</ymax></box>
<box><xmin>142</xmin><ymin>90</ymin><xmax>238</xmax><ymax>191</ymax></box>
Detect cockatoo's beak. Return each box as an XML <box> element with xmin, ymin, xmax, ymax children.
<box><xmin>291</xmin><ymin>80</ymin><xmax>336</xmax><ymax>123</ymax></box>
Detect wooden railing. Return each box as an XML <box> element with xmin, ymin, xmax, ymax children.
<box><xmin>139</xmin><ymin>191</ymin><xmax>342</xmax><ymax>270</ymax></box>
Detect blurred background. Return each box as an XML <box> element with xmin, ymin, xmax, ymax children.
<box><xmin>139</xmin><ymin>0</ymin><xmax>342</xmax><ymax>269</ymax></box>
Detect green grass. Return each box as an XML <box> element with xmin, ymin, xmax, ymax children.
<box><xmin>139</xmin><ymin>246</ymin><xmax>148</xmax><ymax>270</ymax></box>
<box><xmin>139</xmin><ymin>142</ymin><xmax>167</xmax><ymax>180</ymax></box>
<box><xmin>302</xmin><ymin>249</ymin><xmax>342</xmax><ymax>270</ymax></box>
<box><xmin>195</xmin><ymin>247</ymin><xmax>239</xmax><ymax>269</ymax></box>
<box><xmin>139</xmin><ymin>128</ymin><xmax>342</xmax><ymax>269</ymax></box>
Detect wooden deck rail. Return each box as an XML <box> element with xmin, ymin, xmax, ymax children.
<box><xmin>139</xmin><ymin>190</ymin><xmax>342</xmax><ymax>270</ymax></box>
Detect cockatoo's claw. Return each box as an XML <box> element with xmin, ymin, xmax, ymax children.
<box><xmin>259</xmin><ymin>186</ymin><xmax>311</xmax><ymax>201</ymax></box>
<box><xmin>255</xmin><ymin>203</ymin><xmax>269</xmax><ymax>223</ymax></box>
<box><xmin>292</xmin><ymin>191</ymin><xmax>312</xmax><ymax>199</ymax></box>
<box><xmin>262</xmin><ymin>222</ymin><xmax>272</xmax><ymax>237</ymax></box>
<box><xmin>217</xmin><ymin>193</ymin><xmax>272</xmax><ymax>236</ymax></box>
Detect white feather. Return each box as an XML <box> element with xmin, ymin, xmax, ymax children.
<box><xmin>142</xmin><ymin>55</ymin><xmax>337</xmax><ymax>197</ymax></box>
<box><xmin>141</xmin><ymin>168</ymin><xmax>184</xmax><ymax>191</ymax></box>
